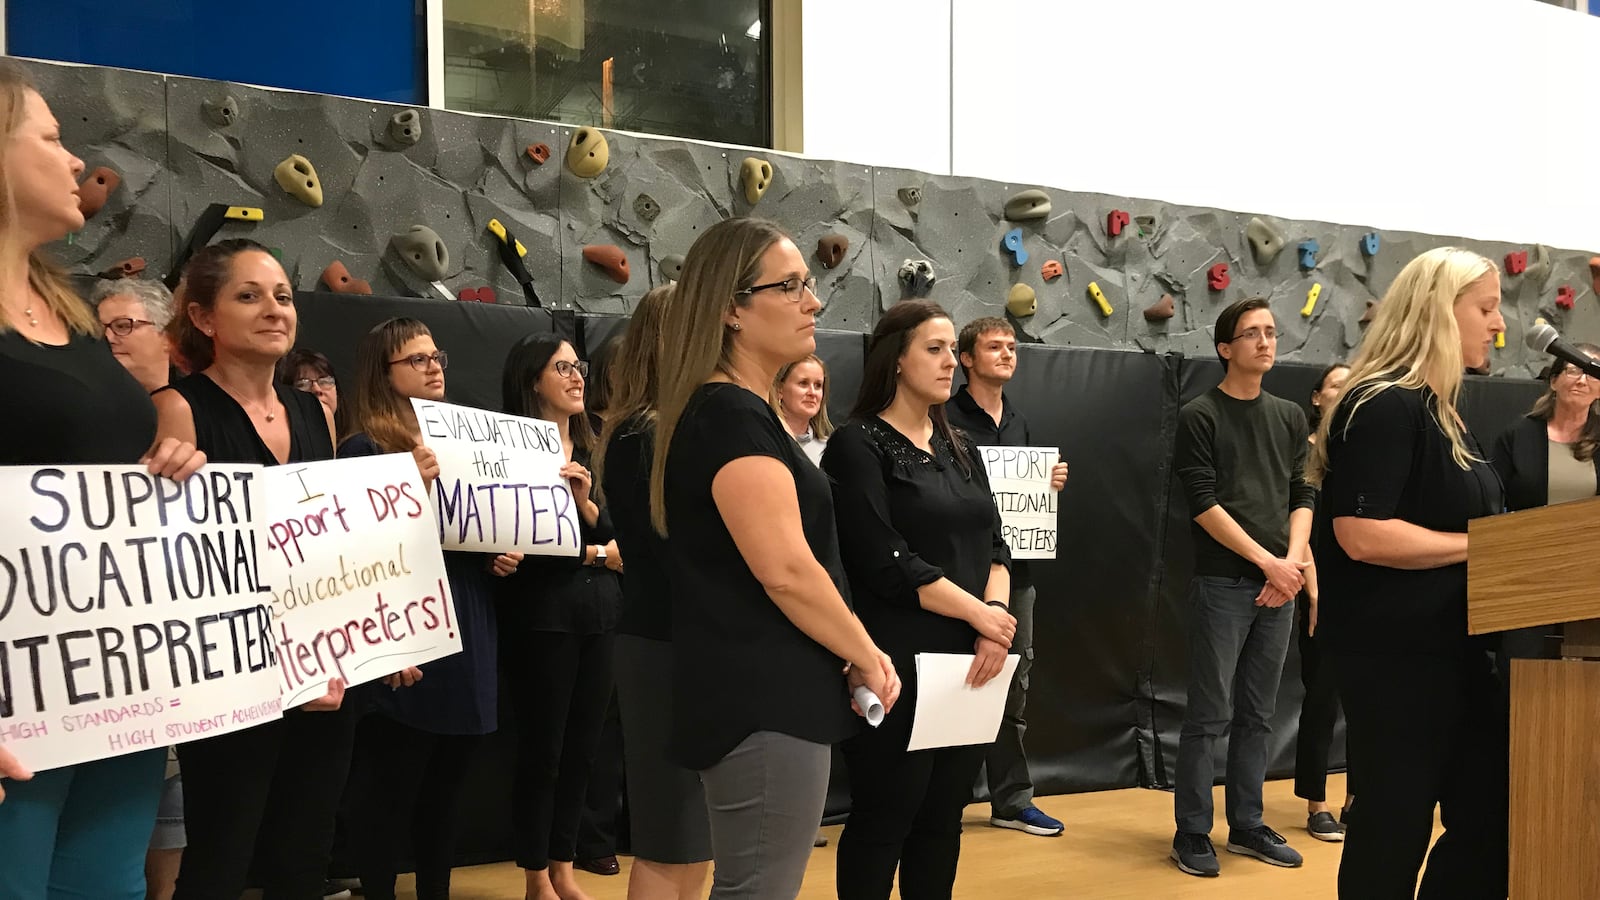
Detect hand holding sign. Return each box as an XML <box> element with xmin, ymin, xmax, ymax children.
<box><xmin>141</xmin><ymin>437</ymin><xmax>207</xmax><ymax>481</ymax></box>
<box><xmin>411</xmin><ymin>446</ymin><xmax>440</xmax><ymax>491</ymax></box>
<box><xmin>1050</xmin><ymin>460</ymin><xmax>1069</xmax><ymax>492</ymax></box>
<box><xmin>0</xmin><ymin>744</ymin><xmax>32</xmax><ymax>803</ymax></box>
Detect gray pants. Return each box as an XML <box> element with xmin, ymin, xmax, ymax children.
<box><xmin>984</xmin><ymin>583</ymin><xmax>1036</xmax><ymax>818</ymax></box>
<box><xmin>1173</xmin><ymin>575</ymin><xmax>1294</xmax><ymax>835</ymax></box>
<box><xmin>700</xmin><ymin>730</ymin><xmax>831</xmax><ymax>900</ymax></box>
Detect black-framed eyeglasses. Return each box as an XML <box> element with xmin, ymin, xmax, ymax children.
<box><xmin>553</xmin><ymin>359</ymin><xmax>589</xmax><ymax>379</ymax></box>
<box><xmin>1228</xmin><ymin>327</ymin><xmax>1279</xmax><ymax>343</ymax></box>
<box><xmin>103</xmin><ymin>317</ymin><xmax>156</xmax><ymax>337</ymax></box>
<box><xmin>736</xmin><ymin>275</ymin><xmax>818</xmax><ymax>301</ymax></box>
<box><xmin>293</xmin><ymin>376</ymin><xmax>337</xmax><ymax>391</ymax></box>
<box><xmin>389</xmin><ymin>351</ymin><xmax>448</xmax><ymax>372</ymax></box>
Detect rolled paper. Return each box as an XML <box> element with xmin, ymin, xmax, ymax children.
<box><xmin>852</xmin><ymin>685</ymin><xmax>885</xmax><ymax>728</ymax></box>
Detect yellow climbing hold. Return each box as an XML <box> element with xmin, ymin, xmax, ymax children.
<box><xmin>1088</xmin><ymin>282</ymin><xmax>1113</xmax><ymax>317</ymax></box>
<box><xmin>1301</xmin><ymin>283</ymin><xmax>1321</xmax><ymax>318</ymax></box>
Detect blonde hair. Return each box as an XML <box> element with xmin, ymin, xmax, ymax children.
<box><xmin>594</xmin><ymin>285</ymin><xmax>673</xmax><ymax>487</ymax></box>
<box><xmin>1308</xmin><ymin>247</ymin><xmax>1498</xmax><ymax>485</ymax></box>
<box><xmin>0</xmin><ymin>64</ymin><xmax>94</xmax><ymax>336</ymax></box>
<box><xmin>649</xmin><ymin>218</ymin><xmax>788</xmax><ymax>534</ymax></box>
<box><xmin>771</xmin><ymin>353</ymin><xmax>834</xmax><ymax>441</ymax></box>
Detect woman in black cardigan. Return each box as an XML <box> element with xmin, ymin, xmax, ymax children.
<box><xmin>1489</xmin><ymin>342</ymin><xmax>1600</xmax><ymax>661</ymax></box>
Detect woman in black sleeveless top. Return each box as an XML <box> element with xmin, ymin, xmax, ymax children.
<box><xmin>153</xmin><ymin>239</ymin><xmax>355</xmax><ymax>900</ymax></box>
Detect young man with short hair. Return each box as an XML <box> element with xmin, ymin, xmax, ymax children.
<box><xmin>1170</xmin><ymin>298</ymin><xmax>1314</xmax><ymax>878</ymax></box>
<box><xmin>946</xmin><ymin>317</ymin><xmax>1070</xmax><ymax>838</ymax></box>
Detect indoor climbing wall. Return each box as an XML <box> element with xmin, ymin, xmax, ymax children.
<box><xmin>30</xmin><ymin>57</ymin><xmax>1600</xmax><ymax>376</ymax></box>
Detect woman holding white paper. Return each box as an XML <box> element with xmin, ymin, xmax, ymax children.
<box><xmin>821</xmin><ymin>298</ymin><xmax>1015</xmax><ymax>900</ymax></box>
<box><xmin>338</xmin><ymin>316</ymin><xmax>521</xmax><ymax>900</ymax></box>
<box><xmin>0</xmin><ymin>66</ymin><xmax>206</xmax><ymax>900</ymax></box>
<box><xmin>498</xmin><ymin>332</ymin><xmax>622</xmax><ymax>900</ymax></box>
<box><xmin>650</xmin><ymin>217</ymin><xmax>900</xmax><ymax>900</ymax></box>
<box><xmin>153</xmin><ymin>239</ymin><xmax>356</xmax><ymax>900</ymax></box>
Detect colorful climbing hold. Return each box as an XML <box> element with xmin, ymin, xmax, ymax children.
<box><xmin>1041</xmin><ymin>260</ymin><xmax>1064</xmax><ymax>281</ymax></box>
<box><xmin>1557</xmin><ymin>285</ymin><xmax>1576</xmax><ymax>310</ymax></box>
<box><xmin>77</xmin><ymin>166</ymin><xmax>120</xmax><ymax>219</ymax></box>
<box><xmin>1107</xmin><ymin>210</ymin><xmax>1131</xmax><ymax>238</ymax></box>
<box><xmin>319</xmin><ymin>261</ymin><xmax>372</xmax><ymax>295</ymax></box>
<box><xmin>816</xmin><ymin>234</ymin><xmax>849</xmax><ymax>270</ymax></box>
<box><xmin>202</xmin><ymin>95</ymin><xmax>239</xmax><ymax>128</ymax></box>
<box><xmin>897</xmin><ymin>186</ymin><xmax>922</xmax><ymax>207</ymax></box>
<box><xmin>1297</xmin><ymin>239</ymin><xmax>1320</xmax><ymax>270</ymax></box>
<box><xmin>1207</xmin><ymin>263</ymin><xmax>1230</xmax><ymax>291</ymax></box>
<box><xmin>390</xmin><ymin>225</ymin><xmax>449</xmax><ymax>281</ymax></box>
<box><xmin>740</xmin><ymin>157</ymin><xmax>773</xmax><ymax>204</ymax></box>
<box><xmin>1003</xmin><ymin>190</ymin><xmax>1051</xmax><ymax>222</ymax></box>
<box><xmin>1302</xmin><ymin>283</ymin><xmax>1322</xmax><ymax>318</ymax></box>
<box><xmin>1135</xmin><ymin>215</ymin><xmax>1157</xmax><ymax>237</ymax></box>
<box><xmin>99</xmin><ymin>257</ymin><xmax>146</xmax><ymax>280</ymax></box>
<box><xmin>898</xmin><ymin>259</ymin><xmax>936</xmax><ymax>299</ymax></box>
<box><xmin>1360</xmin><ymin>232</ymin><xmax>1381</xmax><ymax>257</ymax></box>
<box><xmin>1087</xmin><ymin>282</ymin><xmax>1113</xmax><ymax>318</ymax></box>
<box><xmin>1495</xmin><ymin>332</ymin><xmax>1506</xmax><ymax>349</ymax></box>
<box><xmin>273</xmin><ymin>154</ymin><xmax>323</xmax><ymax>208</ymax></box>
<box><xmin>565</xmin><ymin>127</ymin><xmax>609</xmax><ymax>178</ymax></box>
<box><xmin>1144</xmin><ymin>294</ymin><xmax>1176</xmax><ymax>322</ymax></box>
<box><xmin>660</xmin><ymin>255</ymin><xmax>685</xmax><ymax>282</ymax></box>
<box><xmin>1505</xmin><ymin>250</ymin><xmax>1528</xmax><ymax>276</ymax></box>
<box><xmin>583</xmin><ymin>244</ymin><xmax>631</xmax><ymax>285</ymax></box>
<box><xmin>1245</xmin><ymin>218</ymin><xmax>1285</xmax><ymax>265</ymax></box>
<box><xmin>526</xmin><ymin>143</ymin><xmax>551</xmax><ymax>165</ymax></box>
<box><xmin>633</xmin><ymin>194</ymin><xmax>660</xmax><ymax>223</ymax></box>
<box><xmin>388</xmin><ymin>109</ymin><xmax>423</xmax><ymax>146</ymax></box>
<box><xmin>1001</xmin><ymin>228</ymin><xmax>1028</xmax><ymax>266</ymax></box>
<box><xmin>457</xmin><ymin>286</ymin><xmax>498</xmax><ymax>303</ymax></box>
<box><xmin>1006</xmin><ymin>284</ymin><xmax>1037</xmax><ymax>318</ymax></box>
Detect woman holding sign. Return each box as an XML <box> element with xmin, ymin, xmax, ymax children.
<box><xmin>153</xmin><ymin>239</ymin><xmax>356</xmax><ymax>900</ymax></box>
<box><xmin>650</xmin><ymin>217</ymin><xmax>901</xmax><ymax>900</ymax></box>
<box><xmin>338</xmin><ymin>316</ymin><xmax>521</xmax><ymax>900</ymax></box>
<box><xmin>821</xmin><ymin>299</ymin><xmax>1015</xmax><ymax>900</ymax></box>
<box><xmin>0</xmin><ymin>68</ymin><xmax>206</xmax><ymax>900</ymax></box>
<box><xmin>499</xmin><ymin>332</ymin><xmax>623</xmax><ymax>900</ymax></box>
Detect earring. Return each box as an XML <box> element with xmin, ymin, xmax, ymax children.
<box><xmin>731</xmin><ymin>323</ymin><xmax>742</xmax><ymax>331</ymax></box>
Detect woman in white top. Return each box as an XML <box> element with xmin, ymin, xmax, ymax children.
<box><xmin>773</xmin><ymin>353</ymin><xmax>834</xmax><ymax>465</ymax></box>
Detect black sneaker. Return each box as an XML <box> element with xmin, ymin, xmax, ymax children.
<box><xmin>1171</xmin><ymin>830</ymin><xmax>1220</xmax><ymax>877</ymax></box>
<box><xmin>1306</xmin><ymin>811</ymin><xmax>1344</xmax><ymax>842</ymax></box>
<box><xmin>1226</xmin><ymin>825</ymin><xmax>1304</xmax><ymax>867</ymax></box>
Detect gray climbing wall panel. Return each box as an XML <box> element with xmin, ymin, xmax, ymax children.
<box><xmin>28</xmin><ymin>57</ymin><xmax>1598</xmax><ymax>377</ymax></box>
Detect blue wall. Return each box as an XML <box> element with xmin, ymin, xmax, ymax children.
<box><xmin>7</xmin><ymin>0</ymin><xmax>423</xmax><ymax>103</ymax></box>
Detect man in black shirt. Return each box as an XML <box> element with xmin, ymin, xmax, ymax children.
<box><xmin>947</xmin><ymin>317</ymin><xmax>1070</xmax><ymax>838</ymax></box>
<box><xmin>1170</xmin><ymin>298</ymin><xmax>1315</xmax><ymax>878</ymax></box>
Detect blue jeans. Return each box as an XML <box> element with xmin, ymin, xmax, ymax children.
<box><xmin>0</xmin><ymin>748</ymin><xmax>166</xmax><ymax>899</ymax></box>
<box><xmin>1173</xmin><ymin>575</ymin><xmax>1295</xmax><ymax>835</ymax></box>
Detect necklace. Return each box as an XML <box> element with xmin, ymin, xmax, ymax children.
<box><xmin>216</xmin><ymin>380</ymin><xmax>279</xmax><ymax>423</ymax></box>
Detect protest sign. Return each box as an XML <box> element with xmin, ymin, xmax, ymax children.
<box><xmin>261</xmin><ymin>454</ymin><xmax>461</xmax><ymax>707</ymax></box>
<box><xmin>0</xmin><ymin>464</ymin><xmax>284</xmax><ymax>772</ymax></box>
<box><xmin>979</xmin><ymin>446</ymin><xmax>1060</xmax><ymax>560</ymax></box>
<box><xmin>412</xmin><ymin>398</ymin><xmax>581</xmax><ymax>557</ymax></box>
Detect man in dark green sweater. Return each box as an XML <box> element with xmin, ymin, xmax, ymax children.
<box><xmin>1170</xmin><ymin>297</ymin><xmax>1316</xmax><ymax>878</ymax></box>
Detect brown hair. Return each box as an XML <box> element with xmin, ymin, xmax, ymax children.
<box><xmin>595</xmin><ymin>285</ymin><xmax>673</xmax><ymax>487</ymax></box>
<box><xmin>1530</xmin><ymin>341</ymin><xmax>1600</xmax><ymax>463</ymax></box>
<box><xmin>0</xmin><ymin>64</ymin><xmax>95</xmax><ymax>335</ymax></box>
<box><xmin>852</xmin><ymin>299</ymin><xmax>971</xmax><ymax>476</ymax></box>
<box><xmin>345</xmin><ymin>318</ymin><xmax>432</xmax><ymax>453</ymax></box>
<box><xmin>503</xmin><ymin>332</ymin><xmax>595</xmax><ymax>459</ymax></box>
<box><xmin>771</xmin><ymin>353</ymin><xmax>834</xmax><ymax>441</ymax></box>
<box><xmin>957</xmin><ymin>316</ymin><xmax>1014</xmax><ymax>378</ymax></box>
<box><xmin>167</xmin><ymin>238</ymin><xmax>278</xmax><ymax>370</ymax></box>
<box><xmin>1213</xmin><ymin>296</ymin><xmax>1272</xmax><ymax>370</ymax></box>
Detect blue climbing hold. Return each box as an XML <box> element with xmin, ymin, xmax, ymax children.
<box><xmin>1002</xmin><ymin>228</ymin><xmax>1028</xmax><ymax>266</ymax></box>
<box><xmin>1298</xmin><ymin>239</ymin><xmax>1320</xmax><ymax>270</ymax></box>
<box><xmin>1360</xmin><ymin>232</ymin><xmax>1380</xmax><ymax>257</ymax></box>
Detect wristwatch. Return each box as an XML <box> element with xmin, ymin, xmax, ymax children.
<box><xmin>592</xmin><ymin>546</ymin><xmax>607</xmax><ymax>567</ymax></box>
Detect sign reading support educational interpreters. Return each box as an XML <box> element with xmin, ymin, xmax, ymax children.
<box><xmin>0</xmin><ymin>464</ymin><xmax>285</xmax><ymax>772</ymax></box>
<box><xmin>412</xmin><ymin>398</ymin><xmax>581</xmax><ymax>557</ymax></box>
<box><xmin>260</xmin><ymin>454</ymin><xmax>460</xmax><ymax>708</ymax></box>
<box><xmin>979</xmin><ymin>446</ymin><xmax>1060</xmax><ymax>561</ymax></box>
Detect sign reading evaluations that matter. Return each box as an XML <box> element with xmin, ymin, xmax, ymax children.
<box><xmin>413</xmin><ymin>398</ymin><xmax>581</xmax><ymax>557</ymax></box>
<box><xmin>979</xmin><ymin>446</ymin><xmax>1060</xmax><ymax>561</ymax></box>
<box><xmin>0</xmin><ymin>464</ymin><xmax>284</xmax><ymax>771</ymax></box>
<box><xmin>262</xmin><ymin>454</ymin><xmax>460</xmax><ymax>708</ymax></box>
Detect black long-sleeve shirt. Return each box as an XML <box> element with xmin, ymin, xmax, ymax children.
<box><xmin>943</xmin><ymin>384</ymin><xmax>1038</xmax><ymax>590</ymax></box>
<box><xmin>1175</xmin><ymin>387</ymin><xmax>1314</xmax><ymax>580</ymax></box>
<box><xmin>600</xmin><ymin>417</ymin><xmax>671</xmax><ymax>641</ymax></box>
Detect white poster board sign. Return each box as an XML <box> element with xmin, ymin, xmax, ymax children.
<box><xmin>979</xmin><ymin>445</ymin><xmax>1060</xmax><ymax>561</ymax></box>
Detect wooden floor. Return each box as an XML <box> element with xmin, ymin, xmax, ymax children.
<box><xmin>418</xmin><ymin>774</ymin><xmax>1423</xmax><ymax>899</ymax></box>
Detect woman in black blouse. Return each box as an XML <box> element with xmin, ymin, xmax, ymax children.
<box><xmin>650</xmin><ymin>217</ymin><xmax>900</xmax><ymax>900</ymax></box>
<box><xmin>1308</xmin><ymin>247</ymin><xmax>1508</xmax><ymax>899</ymax></box>
<box><xmin>0</xmin><ymin>68</ymin><xmax>204</xmax><ymax>900</ymax></box>
<box><xmin>339</xmin><ymin>317</ymin><xmax>521</xmax><ymax>900</ymax></box>
<box><xmin>499</xmin><ymin>332</ymin><xmax>621</xmax><ymax>900</ymax></box>
<box><xmin>821</xmin><ymin>299</ymin><xmax>1015</xmax><ymax>900</ymax></box>
<box><xmin>152</xmin><ymin>239</ymin><xmax>355</xmax><ymax>900</ymax></box>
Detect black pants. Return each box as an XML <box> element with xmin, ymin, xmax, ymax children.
<box><xmin>506</xmin><ymin>629</ymin><xmax>616</xmax><ymax>870</ymax></box>
<box><xmin>577</xmin><ymin>690</ymin><xmax>626</xmax><ymax>859</ymax></box>
<box><xmin>348</xmin><ymin>712</ymin><xmax>483</xmax><ymax>900</ymax></box>
<box><xmin>1294</xmin><ymin>602</ymin><xmax>1350</xmax><ymax>803</ymax></box>
<box><xmin>174</xmin><ymin>704</ymin><xmax>360</xmax><ymax>900</ymax></box>
<box><xmin>837</xmin><ymin>671</ymin><xmax>986</xmax><ymax>900</ymax></box>
<box><xmin>1332</xmin><ymin>648</ymin><xmax>1508</xmax><ymax>900</ymax></box>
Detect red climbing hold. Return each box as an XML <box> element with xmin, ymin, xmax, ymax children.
<box><xmin>457</xmin><ymin>286</ymin><xmax>498</xmax><ymax>303</ymax></box>
<box><xmin>99</xmin><ymin>257</ymin><xmax>146</xmax><ymax>279</ymax></box>
<box><xmin>583</xmin><ymin>245</ymin><xmax>631</xmax><ymax>285</ymax></box>
<box><xmin>1143</xmin><ymin>294</ymin><xmax>1175</xmax><ymax>322</ymax></box>
<box><xmin>319</xmin><ymin>261</ymin><xmax>372</xmax><ymax>296</ymax></box>
<box><xmin>1505</xmin><ymin>251</ymin><xmax>1527</xmax><ymax>276</ymax></box>
<box><xmin>78</xmin><ymin>167</ymin><xmax>120</xmax><ymax>219</ymax></box>
<box><xmin>1207</xmin><ymin>263</ymin><xmax>1230</xmax><ymax>291</ymax></box>
<box><xmin>526</xmin><ymin>143</ymin><xmax>551</xmax><ymax>165</ymax></box>
<box><xmin>1107</xmin><ymin>210</ymin><xmax>1130</xmax><ymax>238</ymax></box>
<box><xmin>1557</xmin><ymin>285</ymin><xmax>1576</xmax><ymax>310</ymax></box>
<box><xmin>1041</xmin><ymin>260</ymin><xmax>1064</xmax><ymax>281</ymax></box>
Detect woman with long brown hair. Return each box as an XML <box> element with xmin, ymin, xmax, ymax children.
<box><xmin>0</xmin><ymin>65</ymin><xmax>204</xmax><ymax>900</ymax></box>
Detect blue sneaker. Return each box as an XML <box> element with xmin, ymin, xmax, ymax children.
<box><xmin>1171</xmin><ymin>831</ymin><xmax>1220</xmax><ymax>877</ymax></box>
<box><xmin>990</xmin><ymin>806</ymin><xmax>1065</xmax><ymax>836</ymax></box>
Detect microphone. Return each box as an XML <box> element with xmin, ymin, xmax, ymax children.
<box><xmin>1525</xmin><ymin>322</ymin><xmax>1600</xmax><ymax>379</ymax></box>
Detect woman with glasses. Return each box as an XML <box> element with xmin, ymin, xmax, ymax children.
<box><xmin>92</xmin><ymin>277</ymin><xmax>176</xmax><ymax>392</ymax></box>
<box><xmin>1489</xmin><ymin>342</ymin><xmax>1600</xmax><ymax>663</ymax></box>
<box><xmin>498</xmin><ymin>333</ymin><xmax>622</xmax><ymax>900</ymax></box>
<box><xmin>278</xmin><ymin>347</ymin><xmax>343</xmax><ymax>433</ymax></box>
<box><xmin>339</xmin><ymin>317</ymin><xmax>520</xmax><ymax>900</ymax></box>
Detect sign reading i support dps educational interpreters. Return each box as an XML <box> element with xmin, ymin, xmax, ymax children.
<box><xmin>412</xmin><ymin>398</ymin><xmax>581</xmax><ymax>557</ymax></box>
<box><xmin>979</xmin><ymin>446</ymin><xmax>1060</xmax><ymax>561</ymax></box>
<box><xmin>0</xmin><ymin>464</ymin><xmax>285</xmax><ymax>772</ymax></box>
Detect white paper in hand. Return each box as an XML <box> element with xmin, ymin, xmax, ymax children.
<box><xmin>852</xmin><ymin>685</ymin><xmax>885</xmax><ymax>727</ymax></box>
<box><xmin>905</xmin><ymin>652</ymin><xmax>1020</xmax><ymax>752</ymax></box>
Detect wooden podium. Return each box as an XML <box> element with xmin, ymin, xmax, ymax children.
<box><xmin>1468</xmin><ymin>496</ymin><xmax>1600</xmax><ymax>899</ymax></box>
